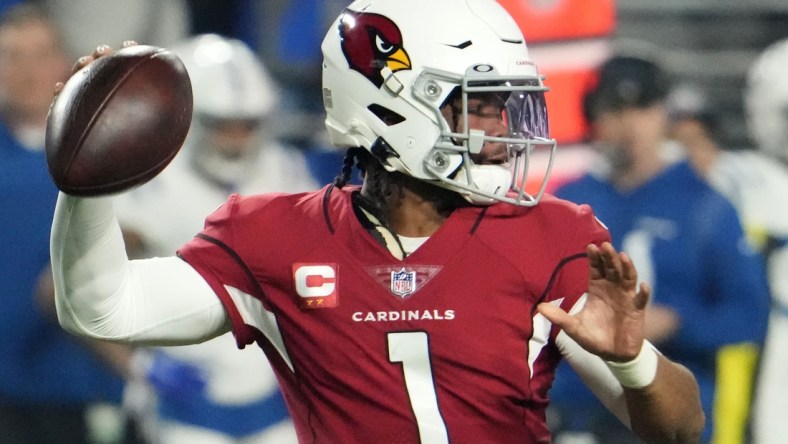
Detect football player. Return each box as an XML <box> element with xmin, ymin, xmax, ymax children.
<box><xmin>49</xmin><ymin>0</ymin><xmax>704</xmax><ymax>442</ymax></box>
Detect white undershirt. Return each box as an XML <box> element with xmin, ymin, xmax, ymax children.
<box><xmin>398</xmin><ymin>235</ymin><xmax>429</xmax><ymax>256</ymax></box>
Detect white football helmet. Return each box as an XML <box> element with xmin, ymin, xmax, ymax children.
<box><xmin>745</xmin><ymin>37</ymin><xmax>788</xmax><ymax>163</ymax></box>
<box><xmin>170</xmin><ymin>34</ymin><xmax>281</xmax><ymax>188</ymax></box>
<box><xmin>321</xmin><ymin>0</ymin><xmax>556</xmax><ymax>206</ymax></box>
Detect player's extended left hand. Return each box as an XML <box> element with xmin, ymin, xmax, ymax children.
<box><xmin>537</xmin><ymin>242</ymin><xmax>651</xmax><ymax>362</ymax></box>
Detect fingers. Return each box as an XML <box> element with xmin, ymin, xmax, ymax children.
<box><xmin>92</xmin><ymin>44</ymin><xmax>112</xmax><ymax>59</ymax></box>
<box><xmin>587</xmin><ymin>243</ymin><xmax>603</xmax><ymax>280</ymax></box>
<box><xmin>634</xmin><ymin>281</ymin><xmax>651</xmax><ymax>310</ymax></box>
<box><xmin>600</xmin><ymin>242</ymin><xmax>623</xmax><ymax>281</ymax></box>
<box><xmin>588</xmin><ymin>242</ymin><xmax>621</xmax><ymax>281</ymax></box>
<box><xmin>71</xmin><ymin>44</ymin><xmax>114</xmax><ymax>74</ymax></box>
<box><xmin>537</xmin><ymin>302</ymin><xmax>575</xmax><ymax>333</ymax></box>
<box><xmin>618</xmin><ymin>250</ymin><xmax>638</xmax><ymax>282</ymax></box>
<box><xmin>71</xmin><ymin>55</ymin><xmax>93</xmax><ymax>74</ymax></box>
<box><xmin>57</xmin><ymin>42</ymin><xmax>131</xmax><ymax>98</ymax></box>
<box><xmin>587</xmin><ymin>242</ymin><xmax>638</xmax><ymax>285</ymax></box>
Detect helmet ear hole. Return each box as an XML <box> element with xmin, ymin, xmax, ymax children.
<box><xmin>367</xmin><ymin>104</ymin><xmax>406</xmax><ymax>126</ymax></box>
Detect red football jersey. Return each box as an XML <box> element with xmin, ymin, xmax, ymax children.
<box><xmin>178</xmin><ymin>185</ymin><xmax>609</xmax><ymax>443</ymax></box>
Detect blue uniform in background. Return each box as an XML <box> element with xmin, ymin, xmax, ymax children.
<box><xmin>0</xmin><ymin>122</ymin><xmax>124</xmax><ymax>440</ymax></box>
<box><xmin>551</xmin><ymin>160</ymin><xmax>769</xmax><ymax>442</ymax></box>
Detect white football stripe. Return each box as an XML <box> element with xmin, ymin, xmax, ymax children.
<box><xmin>528</xmin><ymin>297</ymin><xmax>564</xmax><ymax>377</ymax></box>
<box><xmin>225</xmin><ymin>285</ymin><xmax>294</xmax><ymax>373</ymax></box>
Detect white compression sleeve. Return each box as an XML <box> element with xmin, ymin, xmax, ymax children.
<box><xmin>51</xmin><ymin>192</ymin><xmax>229</xmax><ymax>345</ymax></box>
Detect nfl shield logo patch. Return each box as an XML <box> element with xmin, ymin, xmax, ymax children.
<box><xmin>365</xmin><ymin>265</ymin><xmax>442</xmax><ymax>300</ymax></box>
<box><xmin>391</xmin><ymin>268</ymin><xmax>417</xmax><ymax>297</ymax></box>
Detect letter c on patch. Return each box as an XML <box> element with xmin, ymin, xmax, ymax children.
<box><xmin>294</xmin><ymin>264</ymin><xmax>337</xmax><ymax>297</ymax></box>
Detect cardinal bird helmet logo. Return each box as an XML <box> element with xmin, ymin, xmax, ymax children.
<box><xmin>338</xmin><ymin>10</ymin><xmax>412</xmax><ymax>88</ymax></box>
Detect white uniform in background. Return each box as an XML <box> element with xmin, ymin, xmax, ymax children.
<box><xmin>730</xmin><ymin>38</ymin><xmax>788</xmax><ymax>444</ymax></box>
<box><xmin>116</xmin><ymin>142</ymin><xmax>318</xmax><ymax>259</ymax></box>
<box><xmin>707</xmin><ymin>150</ymin><xmax>788</xmax><ymax>444</ymax></box>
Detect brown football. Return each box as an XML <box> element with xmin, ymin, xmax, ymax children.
<box><xmin>45</xmin><ymin>45</ymin><xmax>193</xmax><ymax>196</ymax></box>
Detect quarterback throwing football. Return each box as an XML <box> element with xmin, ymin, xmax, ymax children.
<box><xmin>50</xmin><ymin>0</ymin><xmax>704</xmax><ymax>442</ymax></box>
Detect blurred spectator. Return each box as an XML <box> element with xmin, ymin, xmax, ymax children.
<box><xmin>172</xmin><ymin>0</ymin><xmax>350</xmax><ymax>186</ymax></box>
<box><xmin>666</xmin><ymin>84</ymin><xmax>723</xmax><ymax>177</ymax></box>
<box><xmin>549</xmin><ymin>51</ymin><xmax>770</xmax><ymax>443</ymax></box>
<box><xmin>667</xmin><ymin>40</ymin><xmax>788</xmax><ymax>444</ymax></box>
<box><xmin>230</xmin><ymin>0</ymin><xmax>351</xmax><ymax>184</ymax></box>
<box><xmin>0</xmin><ymin>4</ymin><xmax>128</xmax><ymax>443</ymax></box>
<box><xmin>39</xmin><ymin>0</ymin><xmax>189</xmax><ymax>58</ymax></box>
<box><xmin>113</xmin><ymin>34</ymin><xmax>316</xmax><ymax>444</ymax></box>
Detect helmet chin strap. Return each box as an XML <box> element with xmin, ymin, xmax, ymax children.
<box><xmin>466</xmin><ymin>164</ymin><xmax>512</xmax><ymax>204</ymax></box>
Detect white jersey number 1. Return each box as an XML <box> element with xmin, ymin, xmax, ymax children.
<box><xmin>387</xmin><ymin>331</ymin><xmax>449</xmax><ymax>444</ymax></box>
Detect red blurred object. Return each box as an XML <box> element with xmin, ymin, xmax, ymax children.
<box><xmin>497</xmin><ymin>0</ymin><xmax>616</xmax><ymax>43</ymax></box>
<box><xmin>540</xmin><ymin>66</ymin><xmax>600</xmax><ymax>144</ymax></box>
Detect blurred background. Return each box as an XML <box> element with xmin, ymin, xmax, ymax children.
<box><xmin>8</xmin><ymin>0</ymin><xmax>785</xmax><ymax>178</ymax></box>
<box><xmin>611</xmin><ymin>0</ymin><xmax>788</xmax><ymax>150</ymax></box>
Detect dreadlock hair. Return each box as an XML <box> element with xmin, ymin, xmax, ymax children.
<box><xmin>332</xmin><ymin>147</ymin><xmax>362</xmax><ymax>189</ymax></box>
<box><xmin>333</xmin><ymin>147</ymin><xmax>395</xmax><ymax>227</ymax></box>
<box><xmin>333</xmin><ymin>146</ymin><xmax>468</xmax><ymax>229</ymax></box>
